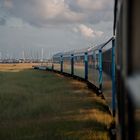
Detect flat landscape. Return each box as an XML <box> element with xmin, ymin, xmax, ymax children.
<box><xmin>0</xmin><ymin>63</ymin><xmax>112</xmax><ymax>140</ymax></box>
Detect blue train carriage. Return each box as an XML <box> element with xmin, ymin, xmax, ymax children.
<box><xmin>50</xmin><ymin>38</ymin><xmax>116</xmax><ymax>118</ymax></box>
<box><xmin>46</xmin><ymin>59</ymin><xmax>53</xmax><ymax>70</ymax></box>
<box><xmin>88</xmin><ymin>44</ymin><xmax>102</xmax><ymax>89</ymax></box>
<box><xmin>62</xmin><ymin>50</ymin><xmax>74</xmax><ymax>75</ymax></box>
<box><xmin>52</xmin><ymin>52</ymin><xmax>63</xmax><ymax>72</ymax></box>
<box><xmin>73</xmin><ymin>48</ymin><xmax>87</xmax><ymax>78</ymax></box>
<box><xmin>88</xmin><ymin>37</ymin><xmax>116</xmax><ymax>117</ymax></box>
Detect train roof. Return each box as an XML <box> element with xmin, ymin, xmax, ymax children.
<box><xmin>53</xmin><ymin>37</ymin><xmax>114</xmax><ymax>57</ymax></box>
<box><xmin>88</xmin><ymin>37</ymin><xmax>114</xmax><ymax>51</ymax></box>
<box><xmin>53</xmin><ymin>52</ymin><xmax>63</xmax><ymax>58</ymax></box>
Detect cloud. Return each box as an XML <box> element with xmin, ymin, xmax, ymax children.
<box><xmin>43</xmin><ymin>0</ymin><xmax>83</xmax><ymax>21</ymax></box>
<box><xmin>1</xmin><ymin>0</ymin><xmax>84</xmax><ymax>27</ymax></box>
<box><xmin>74</xmin><ymin>24</ymin><xmax>103</xmax><ymax>38</ymax></box>
<box><xmin>66</xmin><ymin>0</ymin><xmax>113</xmax><ymax>24</ymax></box>
<box><xmin>0</xmin><ymin>0</ymin><xmax>113</xmax><ymax>27</ymax></box>
<box><xmin>4</xmin><ymin>0</ymin><xmax>13</xmax><ymax>8</ymax></box>
<box><xmin>76</xmin><ymin>0</ymin><xmax>109</xmax><ymax>11</ymax></box>
<box><xmin>78</xmin><ymin>24</ymin><xmax>95</xmax><ymax>38</ymax></box>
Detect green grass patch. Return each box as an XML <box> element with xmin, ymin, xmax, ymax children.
<box><xmin>0</xmin><ymin>65</ymin><xmax>112</xmax><ymax>140</ymax></box>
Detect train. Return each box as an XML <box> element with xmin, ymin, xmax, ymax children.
<box><xmin>45</xmin><ymin>0</ymin><xmax>140</xmax><ymax>139</ymax></box>
<box><xmin>46</xmin><ymin>37</ymin><xmax>116</xmax><ymax>137</ymax></box>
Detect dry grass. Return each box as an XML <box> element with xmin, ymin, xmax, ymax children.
<box><xmin>0</xmin><ymin>63</ymin><xmax>40</xmax><ymax>72</ymax></box>
<box><xmin>0</xmin><ymin>64</ymin><xmax>112</xmax><ymax>140</ymax></box>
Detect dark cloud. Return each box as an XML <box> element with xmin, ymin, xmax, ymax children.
<box><xmin>0</xmin><ymin>0</ymin><xmax>113</xmax><ymax>27</ymax></box>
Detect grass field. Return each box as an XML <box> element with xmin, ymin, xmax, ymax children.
<box><xmin>0</xmin><ymin>63</ymin><xmax>112</xmax><ymax>140</ymax></box>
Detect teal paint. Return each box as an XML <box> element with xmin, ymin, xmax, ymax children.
<box><xmin>85</xmin><ymin>52</ymin><xmax>88</xmax><ymax>80</ymax></box>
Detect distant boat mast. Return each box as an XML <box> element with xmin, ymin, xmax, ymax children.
<box><xmin>41</xmin><ymin>48</ymin><xmax>44</xmax><ymax>62</ymax></box>
<box><xmin>22</xmin><ymin>51</ymin><xmax>25</xmax><ymax>61</ymax></box>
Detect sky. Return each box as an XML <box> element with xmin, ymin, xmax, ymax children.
<box><xmin>0</xmin><ymin>0</ymin><xmax>114</xmax><ymax>59</ymax></box>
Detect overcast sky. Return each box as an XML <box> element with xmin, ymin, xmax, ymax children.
<box><xmin>0</xmin><ymin>0</ymin><xmax>114</xmax><ymax>59</ymax></box>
